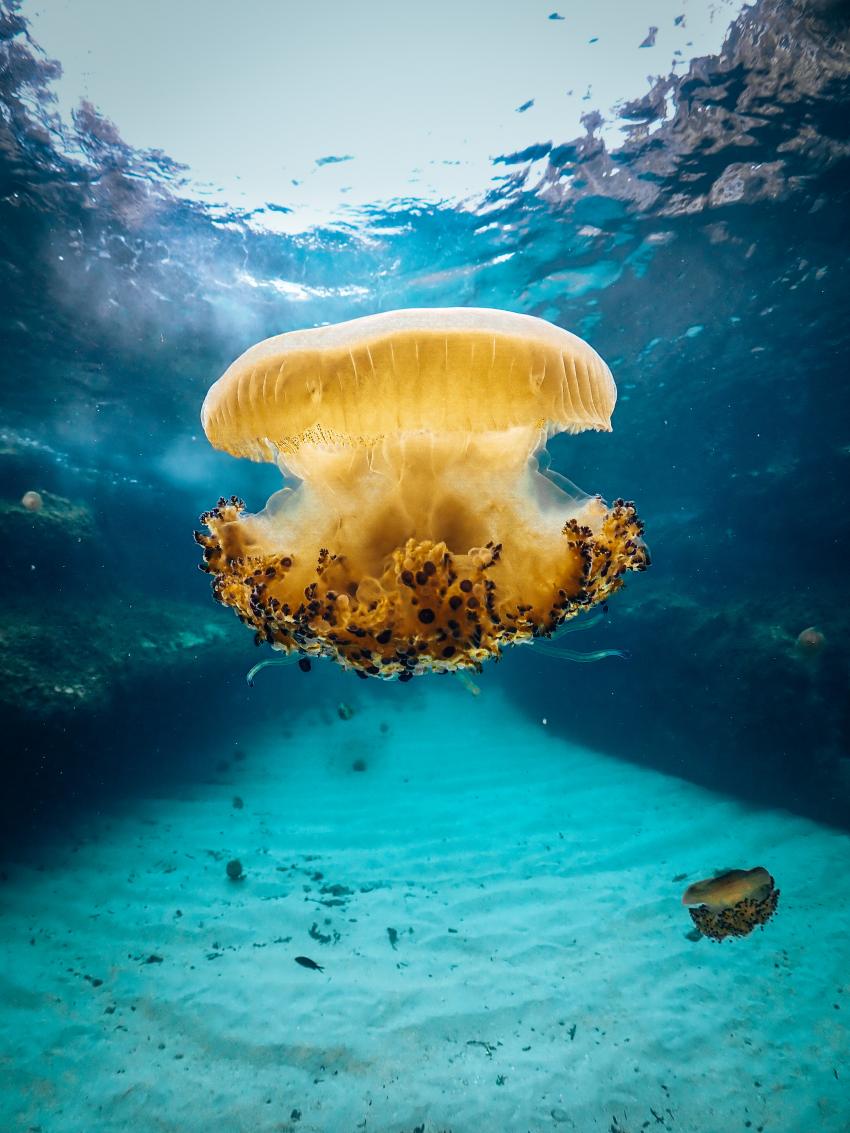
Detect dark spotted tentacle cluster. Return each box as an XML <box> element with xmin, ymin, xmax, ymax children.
<box><xmin>195</xmin><ymin>496</ymin><xmax>648</xmax><ymax>680</ymax></box>
<box><xmin>689</xmin><ymin>886</ymin><xmax>781</xmax><ymax>942</ymax></box>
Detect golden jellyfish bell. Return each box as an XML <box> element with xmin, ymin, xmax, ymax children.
<box><xmin>682</xmin><ymin>866</ymin><xmax>773</xmax><ymax>911</ymax></box>
<box><xmin>196</xmin><ymin>308</ymin><xmax>648</xmax><ymax>679</ymax></box>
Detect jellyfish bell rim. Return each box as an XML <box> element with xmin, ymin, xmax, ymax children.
<box><xmin>200</xmin><ymin>306</ymin><xmax>617</xmax><ymax>465</ymax></box>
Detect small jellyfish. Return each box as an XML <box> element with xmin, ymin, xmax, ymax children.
<box><xmin>21</xmin><ymin>490</ymin><xmax>43</xmax><ymax>512</ymax></box>
<box><xmin>682</xmin><ymin>866</ymin><xmax>779</xmax><ymax>942</ymax></box>
<box><xmin>796</xmin><ymin>625</ymin><xmax>826</xmax><ymax>655</ymax></box>
<box><xmin>225</xmin><ymin>858</ymin><xmax>245</xmax><ymax>881</ymax></box>
<box><xmin>196</xmin><ymin>308</ymin><xmax>648</xmax><ymax>679</ymax></box>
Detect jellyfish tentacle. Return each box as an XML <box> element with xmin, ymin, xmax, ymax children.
<box><xmin>246</xmin><ymin>655</ymin><xmax>301</xmax><ymax>686</ymax></box>
<box><xmin>533</xmin><ymin>642</ymin><xmax>629</xmax><ymax>663</ymax></box>
<box><xmin>549</xmin><ymin>610</ymin><xmax>605</xmax><ymax>634</ymax></box>
<box><xmin>531</xmin><ymin>609</ymin><xmax>628</xmax><ymax>661</ymax></box>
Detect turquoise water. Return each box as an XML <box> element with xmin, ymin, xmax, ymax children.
<box><xmin>1</xmin><ymin>1</ymin><xmax>849</xmax><ymax>1129</ymax></box>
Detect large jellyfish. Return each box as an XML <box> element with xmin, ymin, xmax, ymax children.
<box><xmin>195</xmin><ymin>308</ymin><xmax>648</xmax><ymax>680</ymax></box>
<box><xmin>682</xmin><ymin>867</ymin><xmax>780</xmax><ymax>942</ymax></box>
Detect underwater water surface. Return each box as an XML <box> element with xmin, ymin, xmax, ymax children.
<box><xmin>1</xmin><ymin>1</ymin><xmax>849</xmax><ymax>1131</ymax></box>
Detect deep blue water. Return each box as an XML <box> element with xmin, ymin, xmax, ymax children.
<box><xmin>5</xmin><ymin>0</ymin><xmax>849</xmax><ymax>819</ymax></box>
<box><xmin>1</xmin><ymin>2</ymin><xmax>850</xmax><ymax>1128</ymax></box>
<box><xmin>2</xmin><ymin>0</ymin><xmax>849</xmax><ymax>812</ymax></box>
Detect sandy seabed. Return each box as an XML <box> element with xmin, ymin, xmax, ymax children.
<box><xmin>1</xmin><ymin>679</ymin><xmax>848</xmax><ymax>1133</ymax></box>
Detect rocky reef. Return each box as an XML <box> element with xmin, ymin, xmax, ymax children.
<box><xmin>0</xmin><ymin>486</ymin><xmax>237</xmax><ymax>721</ymax></box>
<box><xmin>0</xmin><ymin>473</ymin><xmax>248</xmax><ymax>843</ymax></box>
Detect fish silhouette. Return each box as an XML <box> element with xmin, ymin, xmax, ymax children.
<box><xmin>294</xmin><ymin>955</ymin><xmax>324</xmax><ymax>972</ymax></box>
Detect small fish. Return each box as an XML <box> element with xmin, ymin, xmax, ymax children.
<box><xmin>682</xmin><ymin>866</ymin><xmax>773</xmax><ymax>911</ymax></box>
<box><xmin>294</xmin><ymin>955</ymin><xmax>324</xmax><ymax>972</ymax></box>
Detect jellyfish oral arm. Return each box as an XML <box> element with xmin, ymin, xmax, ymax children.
<box><xmin>197</xmin><ymin>427</ymin><xmax>647</xmax><ymax>679</ymax></box>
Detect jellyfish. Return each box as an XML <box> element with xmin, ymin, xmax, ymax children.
<box><xmin>196</xmin><ymin>308</ymin><xmax>648</xmax><ymax>680</ymax></box>
<box><xmin>682</xmin><ymin>867</ymin><xmax>780</xmax><ymax>942</ymax></box>
<box><xmin>795</xmin><ymin>625</ymin><xmax>826</xmax><ymax>655</ymax></box>
<box><xmin>21</xmin><ymin>490</ymin><xmax>43</xmax><ymax>512</ymax></box>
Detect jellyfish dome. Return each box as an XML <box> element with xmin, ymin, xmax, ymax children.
<box><xmin>195</xmin><ymin>308</ymin><xmax>648</xmax><ymax>679</ymax></box>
